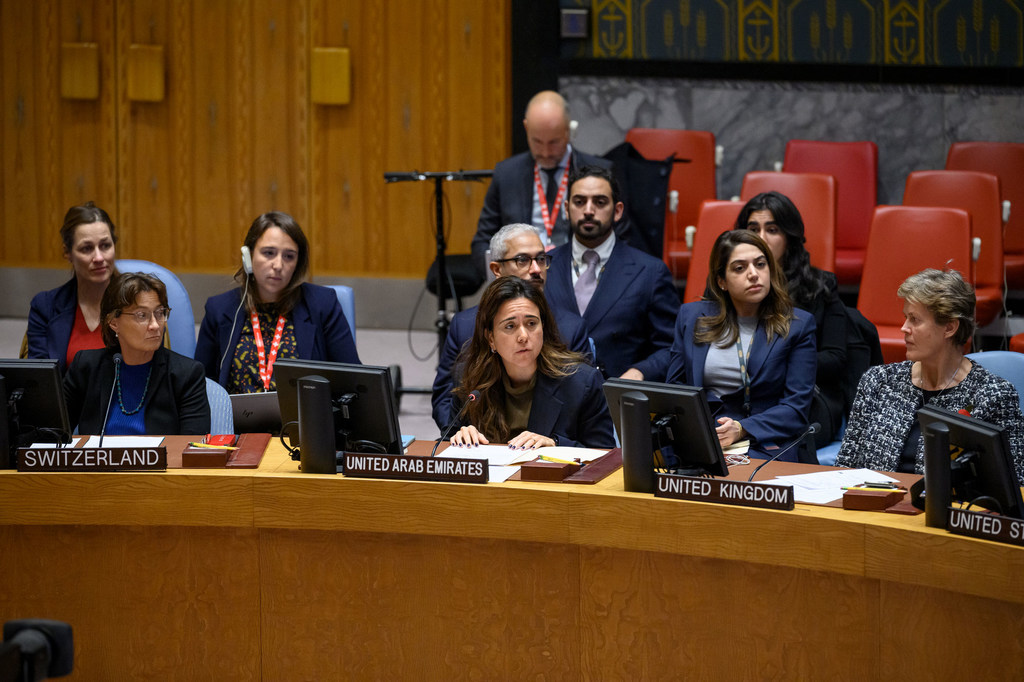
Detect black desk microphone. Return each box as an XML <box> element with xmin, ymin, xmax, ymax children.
<box><xmin>431</xmin><ymin>390</ymin><xmax>480</xmax><ymax>457</ymax></box>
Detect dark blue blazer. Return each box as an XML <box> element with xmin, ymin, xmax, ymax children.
<box><xmin>194</xmin><ymin>282</ymin><xmax>360</xmax><ymax>388</ymax></box>
<box><xmin>431</xmin><ymin>303</ymin><xmax>590</xmax><ymax>429</ymax></box>
<box><xmin>471</xmin><ymin>149</ymin><xmax>611</xmax><ymax>272</ymax></box>
<box><xmin>545</xmin><ymin>239</ymin><xmax>679</xmax><ymax>381</ymax></box>
<box><xmin>64</xmin><ymin>346</ymin><xmax>210</xmax><ymax>435</ymax></box>
<box><xmin>27</xmin><ymin>278</ymin><xmax>79</xmax><ymax>373</ymax></box>
<box><xmin>455</xmin><ymin>365</ymin><xmax>616</xmax><ymax>449</ymax></box>
<box><xmin>666</xmin><ymin>301</ymin><xmax>817</xmax><ymax>457</ymax></box>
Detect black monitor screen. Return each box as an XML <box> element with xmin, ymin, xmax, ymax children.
<box><xmin>273</xmin><ymin>359</ymin><xmax>402</xmax><ymax>455</ymax></box>
<box><xmin>603</xmin><ymin>378</ymin><xmax>728</xmax><ymax>478</ymax></box>
<box><xmin>917</xmin><ymin>404</ymin><xmax>1024</xmax><ymax>519</ymax></box>
<box><xmin>0</xmin><ymin>359</ymin><xmax>72</xmax><ymax>467</ymax></box>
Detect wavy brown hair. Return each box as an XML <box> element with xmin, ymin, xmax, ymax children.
<box><xmin>453</xmin><ymin>276</ymin><xmax>586</xmax><ymax>442</ymax></box>
<box><xmin>696</xmin><ymin>230</ymin><xmax>793</xmax><ymax>346</ymax></box>
<box><xmin>236</xmin><ymin>211</ymin><xmax>310</xmax><ymax>316</ymax></box>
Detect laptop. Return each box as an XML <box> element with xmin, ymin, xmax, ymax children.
<box><xmin>230</xmin><ymin>391</ymin><xmax>283</xmax><ymax>435</ymax></box>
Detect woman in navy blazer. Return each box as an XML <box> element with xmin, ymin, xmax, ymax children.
<box><xmin>448</xmin><ymin>277</ymin><xmax>614</xmax><ymax>450</ymax></box>
<box><xmin>194</xmin><ymin>212</ymin><xmax>359</xmax><ymax>392</ymax></box>
<box><xmin>666</xmin><ymin>230</ymin><xmax>816</xmax><ymax>459</ymax></box>
<box><xmin>27</xmin><ymin>202</ymin><xmax>119</xmax><ymax>373</ymax></box>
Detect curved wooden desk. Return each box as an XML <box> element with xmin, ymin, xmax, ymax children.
<box><xmin>1</xmin><ymin>445</ymin><xmax>1022</xmax><ymax>680</ymax></box>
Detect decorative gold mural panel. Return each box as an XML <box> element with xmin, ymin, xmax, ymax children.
<box><xmin>570</xmin><ymin>0</ymin><xmax>1023</xmax><ymax>66</ymax></box>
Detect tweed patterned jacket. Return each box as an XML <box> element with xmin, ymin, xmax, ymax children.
<box><xmin>836</xmin><ymin>359</ymin><xmax>1024</xmax><ymax>485</ymax></box>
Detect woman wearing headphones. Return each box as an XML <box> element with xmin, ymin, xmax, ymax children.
<box><xmin>194</xmin><ymin>211</ymin><xmax>360</xmax><ymax>393</ymax></box>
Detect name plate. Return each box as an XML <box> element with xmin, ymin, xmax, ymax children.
<box><xmin>947</xmin><ymin>507</ymin><xmax>1024</xmax><ymax>547</ymax></box>
<box><xmin>17</xmin><ymin>447</ymin><xmax>168</xmax><ymax>472</ymax></box>
<box><xmin>342</xmin><ymin>453</ymin><xmax>488</xmax><ymax>484</ymax></box>
<box><xmin>655</xmin><ymin>473</ymin><xmax>794</xmax><ymax>511</ymax></box>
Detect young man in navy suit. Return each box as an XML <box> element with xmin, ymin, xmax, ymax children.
<box><xmin>470</xmin><ymin>91</ymin><xmax>613</xmax><ymax>276</ymax></box>
<box><xmin>545</xmin><ymin>166</ymin><xmax>679</xmax><ymax>381</ymax></box>
<box><xmin>432</xmin><ymin>224</ymin><xmax>589</xmax><ymax>430</ymax></box>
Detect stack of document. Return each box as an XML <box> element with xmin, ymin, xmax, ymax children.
<box><xmin>438</xmin><ymin>445</ymin><xmax>608</xmax><ymax>482</ymax></box>
<box><xmin>767</xmin><ymin>468</ymin><xmax>901</xmax><ymax>505</ymax></box>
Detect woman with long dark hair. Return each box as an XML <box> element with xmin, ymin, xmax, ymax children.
<box><xmin>666</xmin><ymin>230</ymin><xmax>816</xmax><ymax>459</ymax></box>
<box><xmin>449</xmin><ymin>276</ymin><xmax>614</xmax><ymax>449</ymax></box>
<box><xmin>194</xmin><ymin>211</ymin><xmax>359</xmax><ymax>393</ymax></box>
<box><xmin>734</xmin><ymin>191</ymin><xmax>848</xmax><ymax>445</ymax></box>
<box><xmin>27</xmin><ymin>202</ymin><xmax>119</xmax><ymax>372</ymax></box>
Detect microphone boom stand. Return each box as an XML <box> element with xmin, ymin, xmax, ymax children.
<box><xmin>383</xmin><ymin>169</ymin><xmax>493</xmax><ymax>399</ymax></box>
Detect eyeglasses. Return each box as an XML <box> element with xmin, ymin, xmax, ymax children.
<box><xmin>494</xmin><ymin>253</ymin><xmax>552</xmax><ymax>269</ymax></box>
<box><xmin>116</xmin><ymin>307</ymin><xmax>171</xmax><ymax>324</ymax></box>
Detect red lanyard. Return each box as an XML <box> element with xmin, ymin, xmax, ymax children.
<box><xmin>251</xmin><ymin>311</ymin><xmax>287</xmax><ymax>390</ymax></box>
<box><xmin>533</xmin><ymin>156</ymin><xmax>571</xmax><ymax>237</ymax></box>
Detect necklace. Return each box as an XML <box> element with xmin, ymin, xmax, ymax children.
<box><xmin>117</xmin><ymin>363</ymin><xmax>153</xmax><ymax>415</ymax></box>
<box><xmin>917</xmin><ymin>359</ymin><xmax>963</xmax><ymax>397</ymax></box>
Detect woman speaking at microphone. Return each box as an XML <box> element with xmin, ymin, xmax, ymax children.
<box><xmin>194</xmin><ymin>211</ymin><xmax>359</xmax><ymax>393</ymax></box>
<box><xmin>449</xmin><ymin>276</ymin><xmax>614</xmax><ymax>449</ymax></box>
<box><xmin>63</xmin><ymin>272</ymin><xmax>210</xmax><ymax>435</ymax></box>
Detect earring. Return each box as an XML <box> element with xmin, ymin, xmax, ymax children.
<box><xmin>490</xmin><ymin>347</ymin><xmax>496</xmax><ymax>354</ymax></box>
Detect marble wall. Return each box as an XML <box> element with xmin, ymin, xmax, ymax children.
<box><xmin>562</xmin><ymin>77</ymin><xmax>1024</xmax><ymax>206</ymax></box>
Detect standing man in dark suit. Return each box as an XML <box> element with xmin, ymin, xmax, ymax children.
<box><xmin>433</xmin><ymin>223</ymin><xmax>589</xmax><ymax>430</ymax></box>
<box><xmin>546</xmin><ymin>166</ymin><xmax>679</xmax><ymax>381</ymax></box>
<box><xmin>471</xmin><ymin>90</ymin><xmax>613</xmax><ymax>276</ymax></box>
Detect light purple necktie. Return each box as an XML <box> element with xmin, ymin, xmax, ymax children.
<box><xmin>574</xmin><ymin>249</ymin><xmax>600</xmax><ymax>314</ymax></box>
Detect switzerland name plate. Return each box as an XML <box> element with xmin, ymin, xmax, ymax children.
<box><xmin>342</xmin><ymin>453</ymin><xmax>488</xmax><ymax>484</ymax></box>
<box><xmin>655</xmin><ymin>473</ymin><xmax>794</xmax><ymax>511</ymax></box>
<box><xmin>947</xmin><ymin>507</ymin><xmax>1024</xmax><ymax>547</ymax></box>
<box><xmin>17</xmin><ymin>447</ymin><xmax>168</xmax><ymax>472</ymax></box>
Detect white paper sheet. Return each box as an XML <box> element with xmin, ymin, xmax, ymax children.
<box><xmin>767</xmin><ymin>468</ymin><xmax>900</xmax><ymax>505</ymax></box>
<box><xmin>81</xmin><ymin>436</ymin><xmax>165</xmax><ymax>448</ymax></box>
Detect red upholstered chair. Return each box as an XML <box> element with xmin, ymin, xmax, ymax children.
<box><xmin>783</xmin><ymin>140</ymin><xmax>878</xmax><ymax>287</ymax></box>
<box><xmin>946</xmin><ymin>142</ymin><xmax>1024</xmax><ymax>289</ymax></box>
<box><xmin>902</xmin><ymin>170</ymin><xmax>1004</xmax><ymax>328</ymax></box>
<box><xmin>683</xmin><ymin>200</ymin><xmax>744</xmax><ymax>304</ymax></box>
<box><xmin>625</xmin><ymin>129</ymin><xmax>717</xmax><ymax>280</ymax></box>
<box><xmin>739</xmin><ymin>171</ymin><xmax>837</xmax><ymax>273</ymax></box>
<box><xmin>857</xmin><ymin>206</ymin><xmax>972</xmax><ymax>364</ymax></box>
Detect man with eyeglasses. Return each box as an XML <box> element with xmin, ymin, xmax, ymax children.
<box><xmin>432</xmin><ymin>223</ymin><xmax>589</xmax><ymax>430</ymax></box>
<box><xmin>545</xmin><ymin>165</ymin><xmax>679</xmax><ymax>381</ymax></box>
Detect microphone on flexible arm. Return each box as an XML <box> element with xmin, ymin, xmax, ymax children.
<box><xmin>431</xmin><ymin>390</ymin><xmax>481</xmax><ymax>457</ymax></box>
<box><xmin>98</xmin><ymin>353</ymin><xmax>123</xmax><ymax>448</ymax></box>
<box><xmin>747</xmin><ymin>422</ymin><xmax>820</xmax><ymax>482</ymax></box>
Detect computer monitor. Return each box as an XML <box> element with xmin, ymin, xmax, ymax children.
<box><xmin>0</xmin><ymin>359</ymin><xmax>73</xmax><ymax>468</ymax></box>
<box><xmin>603</xmin><ymin>379</ymin><xmax>728</xmax><ymax>489</ymax></box>
<box><xmin>917</xmin><ymin>405</ymin><xmax>1024</xmax><ymax>519</ymax></box>
<box><xmin>273</xmin><ymin>359</ymin><xmax>402</xmax><ymax>455</ymax></box>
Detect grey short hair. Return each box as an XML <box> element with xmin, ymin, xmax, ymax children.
<box><xmin>489</xmin><ymin>224</ymin><xmax>542</xmax><ymax>261</ymax></box>
<box><xmin>897</xmin><ymin>268</ymin><xmax>976</xmax><ymax>347</ymax></box>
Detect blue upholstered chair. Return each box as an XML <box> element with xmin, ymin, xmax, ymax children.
<box><xmin>206</xmin><ymin>378</ymin><xmax>234</xmax><ymax>435</ymax></box>
<box><xmin>325</xmin><ymin>284</ymin><xmax>356</xmax><ymax>341</ymax></box>
<box><xmin>116</xmin><ymin>259</ymin><xmax>196</xmax><ymax>358</ymax></box>
<box><xmin>967</xmin><ymin>351</ymin><xmax>1024</xmax><ymax>412</ymax></box>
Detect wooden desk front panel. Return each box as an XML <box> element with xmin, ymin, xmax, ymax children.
<box><xmin>0</xmin><ymin>524</ymin><xmax>260</xmax><ymax>680</ymax></box>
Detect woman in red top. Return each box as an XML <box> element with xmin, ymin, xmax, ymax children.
<box><xmin>26</xmin><ymin>202</ymin><xmax>119</xmax><ymax>372</ymax></box>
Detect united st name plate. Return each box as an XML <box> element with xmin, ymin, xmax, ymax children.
<box><xmin>342</xmin><ymin>453</ymin><xmax>488</xmax><ymax>484</ymax></box>
<box><xmin>17</xmin><ymin>447</ymin><xmax>168</xmax><ymax>472</ymax></box>
<box><xmin>655</xmin><ymin>473</ymin><xmax>794</xmax><ymax>511</ymax></box>
<box><xmin>947</xmin><ymin>507</ymin><xmax>1024</xmax><ymax>547</ymax></box>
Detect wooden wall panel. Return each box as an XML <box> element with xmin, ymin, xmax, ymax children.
<box><xmin>1</xmin><ymin>0</ymin><xmax>510</xmax><ymax>278</ymax></box>
<box><xmin>1</xmin><ymin>0</ymin><xmax>117</xmax><ymax>266</ymax></box>
<box><xmin>309</xmin><ymin>0</ymin><xmax>509</xmax><ymax>277</ymax></box>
